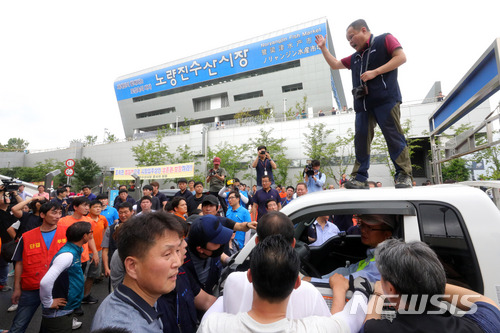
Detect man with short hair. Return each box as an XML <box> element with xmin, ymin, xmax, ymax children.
<box><xmin>137</xmin><ymin>196</ymin><xmax>154</xmax><ymax>215</ymax></box>
<box><xmin>91</xmin><ymin>211</ymin><xmax>184</xmax><ymax>331</ymax></box>
<box><xmin>188</xmin><ymin>180</ymin><xmax>196</xmax><ymax>194</ymax></box>
<box><xmin>192</xmin><ymin>181</ymin><xmax>207</xmax><ymax>211</ymax></box>
<box><xmin>305</xmin><ymin>214</ymin><xmax>395</xmax><ymax>284</ymax></box>
<box><xmin>51</xmin><ymin>187</ymin><xmax>69</xmax><ymax>217</ymax></box>
<box><xmin>315</xmin><ymin>19</ymin><xmax>412</xmax><ymax>189</ymax></box>
<box><xmin>101</xmin><ymin>202</ymin><xmax>134</xmax><ymax>279</ymax></box>
<box><xmin>363</xmin><ymin>239</ymin><xmax>500</xmax><ymax>332</ymax></box>
<box><xmin>150</xmin><ymin>181</ymin><xmax>167</xmax><ymax>208</ymax></box>
<box><xmin>97</xmin><ymin>193</ymin><xmax>119</xmax><ymax>226</ymax></box>
<box><xmin>200</xmin><ymin>195</ymin><xmax>257</xmax><ymax>233</ymax></box>
<box><xmin>17</xmin><ymin>184</ymin><xmax>32</xmax><ymax>201</ymax></box>
<box><xmin>281</xmin><ymin>186</ymin><xmax>295</xmax><ymax>207</ymax></box>
<box><xmin>206</xmin><ymin>211</ymin><xmax>330</xmax><ymax>319</ymax></box>
<box><xmin>265</xmin><ymin>199</ymin><xmax>279</xmax><ymax>213</ymax></box>
<box><xmin>39</xmin><ymin>222</ymin><xmax>92</xmax><ymax>332</ymax></box>
<box><xmin>9</xmin><ymin>202</ymin><xmax>69</xmax><ymax>333</ymax></box>
<box><xmin>82</xmin><ymin>200</ymin><xmax>108</xmax><ymax>305</ymax></box>
<box><xmin>206</xmin><ymin>157</ymin><xmax>226</xmax><ymax>211</ymax></box>
<box><xmin>184</xmin><ymin>215</ymin><xmax>233</xmax><ymax>295</ymax></box>
<box><xmin>304</xmin><ymin>160</ymin><xmax>326</xmax><ymax>193</ymax></box>
<box><xmin>201</xmin><ymin>235</ymin><xmax>368</xmax><ymax>332</ymax></box>
<box><xmin>174</xmin><ymin>178</ymin><xmax>195</xmax><ymax>213</ymax></box>
<box><xmin>308</xmin><ymin>215</ymin><xmax>340</xmax><ymax>247</ymax></box>
<box><xmin>296</xmin><ymin>183</ymin><xmax>308</xmax><ymax>197</ymax></box>
<box><xmin>136</xmin><ymin>185</ymin><xmax>161</xmax><ymax>213</ymax></box>
<box><xmin>251</xmin><ymin>146</ymin><xmax>277</xmax><ymax>189</ymax></box>
<box><xmin>225</xmin><ymin>190</ymin><xmax>252</xmax><ymax>248</ymax></box>
<box><xmin>113</xmin><ymin>186</ymin><xmax>135</xmax><ymax>209</ymax></box>
<box><xmin>252</xmin><ymin>176</ymin><xmax>281</xmax><ymax>220</ymax></box>
<box><xmin>81</xmin><ymin>185</ymin><xmax>97</xmax><ymax>201</ymax></box>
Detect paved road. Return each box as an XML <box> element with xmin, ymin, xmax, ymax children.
<box><xmin>0</xmin><ymin>265</ymin><xmax>110</xmax><ymax>333</ymax></box>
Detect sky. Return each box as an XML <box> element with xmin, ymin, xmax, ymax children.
<box><xmin>1</xmin><ymin>0</ymin><xmax>500</xmax><ymax>151</ymax></box>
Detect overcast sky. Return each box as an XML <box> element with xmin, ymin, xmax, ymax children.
<box><xmin>1</xmin><ymin>0</ymin><xmax>500</xmax><ymax>151</ymax></box>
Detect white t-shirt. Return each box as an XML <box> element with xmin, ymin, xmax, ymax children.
<box><xmin>199</xmin><ymin>311</ymin><xmax>349</xmax><ymax>333</ymax></box>
<box><xmin>201</xmin><ymin>292</ymin><xmax>367</xmax><ymax>333</ymax></box>
<box><xmin>204</xmin><ymin>271</ymin><xmax>330</xmax><ymax>319</ymax></box>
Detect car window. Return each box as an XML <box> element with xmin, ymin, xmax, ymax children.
<box><xmin>417</xmin><ymin>203</ymin><xmax>483</xmax><ymax>293</ymax></box>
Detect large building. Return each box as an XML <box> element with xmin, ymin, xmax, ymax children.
<box><xmin>114</xmin><ymin>18</ymin><xmax>347</xmax><ymax>138</ymax></box>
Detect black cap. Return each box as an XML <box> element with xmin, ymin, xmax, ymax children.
<box><xmin>202</xmin><ymin>194</ymin><xmax>219</xmax><ymax>206</ymax></box>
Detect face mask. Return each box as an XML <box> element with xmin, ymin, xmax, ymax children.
<box><xmin>208</xmin><ymin>246</ymin><xmax>225</xmax><ymax>258</ymax></box>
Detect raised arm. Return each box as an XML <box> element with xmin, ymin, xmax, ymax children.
<box><xmin>315</xmin><ymin>34</ymin><xmax>346</xmax><ymax>70</ymax></box>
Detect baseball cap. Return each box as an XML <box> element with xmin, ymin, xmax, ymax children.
<box><xmin>197</xmin><ymin>215</ymin><xmax>232</xmax><ymax>244</ymax></box>
<box><xmin>202</xmin><ymin>194</ymin><xmax>219</xmax><ymax>206</ymax></box>
<box><xmin>358</xmin><ymin>214</ymin><xmax>396</xmax><ymax>230</ymax></box>
<box><xmin>213</xmin><ymin>157</ymin><xmax>221</xmax><ymax>164</ymax></box>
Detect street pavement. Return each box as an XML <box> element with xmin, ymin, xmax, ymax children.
<box><xmin>0</xmin><ymin>264</ymin><xmax>110</xmax><ymax>333</ymax></box>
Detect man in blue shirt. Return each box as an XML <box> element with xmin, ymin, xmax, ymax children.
<box><xmin>82</xmin><ymin>185</ymin><xmax>97</xmax><ymax>201</ymax></box>
<box><xmin>225</xmin><ymin>190</ymin><xmax>252</xmax><ymax>248</ymax></box>
<box><xmin>97</xmin><ymin>194</ymin><xmax>119</xmax><ymax>226</ymax></box>
<box><xmin>304</xmin><ymin>160</ymin><xmax>326</xmax><ymax>193</ymax></box>
<box><xmin>252</xmin><ymin>176</ymin><xmax>281</xmax><ymax>221</ymax></box>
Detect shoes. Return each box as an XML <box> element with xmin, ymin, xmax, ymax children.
<box><xmin>0</xmin><ymin>285</ymin><xmax>12</xmax><ymax>292</ymax></box>
<box><xmin>72</xmin><ymin>317</ymin><xmax>82</xmax><ymax>330</ymax></box>
<box><xmin>395</xmin><ymin>174</ymin><xmax>412</xmax><ymax>189</ymax></box>
<box><xmin>345</xmin><ymin>180</ymin><xmax>370</xmax><ymax>189</ymax></box>
<box><xmin>81</xmin><ymin>294</ymin><xmax>99</xmax><ymax>304</ymax></box>
<box><xmin>74</xmin><ymin>306</ymin><xmax>84</xmax><ymax>316</ymax></box>
<box><xmin>7</xmin><ymin>304</ymin><xmax>18</xmax><ymax>312</ymax></box>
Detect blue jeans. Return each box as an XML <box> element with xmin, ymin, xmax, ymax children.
<box><xmin>0</xmin><ymin>255</ymin><xmax>8</xmax><ymax>286</ymax></box>
<box><xmin>9</xmin><ymin>289</ymin><xmax>41</xmax><ymax>333</ymax></box>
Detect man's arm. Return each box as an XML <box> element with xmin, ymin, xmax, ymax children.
<box><xmin>329</xmin><ymin>273</ymin><xmax>349</xmax><ymax>314</ymax></box>
<box><xmin>12</xmin><ymin>260</ymin><xmax>23</xmax><ymax>304</ymax></box>
<box><xmin>361</xmin><ymin>48</ymin><xmax>406</xmax><ymax>82</ymax></box>
<box><xmin>443</xmin><ymin>283</ymin><xmax>500</xmax><ymax>310</ymax></box>
<box><xmin>195</xmin><ymin>289</ymin><xmax>217</xmax><ymax>311</ymax></box>
<box><xmin>88</xmin><ymin>238</ymin><xmax>99</xmax><ymax>266</ymax></box>
<box><xmin>315</xmin><ymin>34</ymin><xmax>347</xmax><ymax>70</ymax></box>
<box><xmin>11</xmin><ymin>195</ymin><xmax>35</xmax><ymax>219</ymax></box>
<box><xmin>251</xmin><ymin>156</ymin><xmax>259</xmax><ymax>168</ymax></box>
<box><xmin>102</xmin><ymin>248</ymin><xmax>110</xmax><ymax>277</ymax></box>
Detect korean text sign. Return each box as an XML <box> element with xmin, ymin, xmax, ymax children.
<box><xmin>113</xmin><ymin>163</ymin><xmax>195</xmax><ymax>180</ymax></box>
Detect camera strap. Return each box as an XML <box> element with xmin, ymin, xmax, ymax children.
<box><xmin>361</xmin><ymin>36</ymin><xmax>375</xmax><ymax>85</ymax></box>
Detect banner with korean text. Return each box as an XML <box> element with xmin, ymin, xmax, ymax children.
<box><xmin>113</xmin><ymin>163</ymin><xmax>195</xmax><ymax>180</ymax></box>
<box><xmin>114</xmin><ymin>22</ymin><xmax>327</xmax><ymax>101</ymax></box>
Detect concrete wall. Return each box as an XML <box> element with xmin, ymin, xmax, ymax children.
<box><xmin>2</xmin><ymin>100</ymin><xmax>492</xmax><ymax>188</ymax></box>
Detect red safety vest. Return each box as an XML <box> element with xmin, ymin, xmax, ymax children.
<box><xmin>21</xmin><ymin>226</ymin><xmax>68</xmax><ymax>291</ymax></box>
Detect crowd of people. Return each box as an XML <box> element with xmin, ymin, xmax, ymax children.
<box><xmin>0</xmin><ymin>16</ymin><xmax>498</xmax><ymax>332</ymax></box>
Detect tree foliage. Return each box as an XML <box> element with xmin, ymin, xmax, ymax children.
<box><xmin>248</xmin><ymin>128</ymin><xmax>290</xmax><ymax>186</ymax></box>
<box><xmin>0</xmin><ymin>138</ymin><xmax>29</xmax><ymax>152</ymax></box>
<box><xmin>207</xmin><ymin>142</ymin><xmax>251</xmax><ymax>180</ymax></box>
<box><xmin>131</xmin><ymin>128</ymin><xmax>173</xmax><ymax>166</ymax></box>
<box><xmin>0</xmin><ymin>158</ymin><xmax>65</xmax><ymax>184</ymax></box>
<box><xmin>73</xmin><ymin>157</ymin><xmax>101</xmax><ymax>187</ymax></box>
<box><xmin>441</xmin><ymin>158</ymin><xmax>470</xmax><ymax>182</ymax></box>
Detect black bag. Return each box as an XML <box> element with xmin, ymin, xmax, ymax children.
<box><xmin>1</xmin><ymin>240</ymin><xmax>18</xmax><ymax>263</ymax></box>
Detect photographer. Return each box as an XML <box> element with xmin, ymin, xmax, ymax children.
<box><xmin>251</xmin><ymin>145</ymin><xmax>277</xmax><ymax>190</ymax></box>
<box><xmin>315</xmin><ymin>19</ymin><xmax>412</xmax><ymax>189</ymax></box>
<box><xmin>206</xmin><ymin>156</ymin><xmax>227</xmax><ymax>211</ymax></box>
<box><xmin>304</xmin><ymin>160</ymin><xmax>326</xmax><ymax>193</ymax></box>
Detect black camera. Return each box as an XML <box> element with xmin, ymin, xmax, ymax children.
<box><xmin>352</xmin><ymin>84</ymin><xmax>368</xmax><ymax>100</ymax></box>
<box><xmin>259</xmin><ymin>150</ymin><xmax>266</xmax><ymax>155</ymax></box>
<box><xmin>209</xmin><ymin>169</ymin><xmax>217</xmax><ymax>176</ymax></box>
<box><xmin>1</xmin><ymin>178</ymin><xmax>21</xmax><ymax>192</ymax></box>
<box><xmin>304</xmin><ymin>164</ymin><xmax>315</xmax><ymax>177</ymax></box>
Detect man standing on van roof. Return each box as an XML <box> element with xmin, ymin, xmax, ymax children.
<box><xmin>315</xmin><ymin>19</ymin><xmax>412</xmax><ymax>189</ymax></box>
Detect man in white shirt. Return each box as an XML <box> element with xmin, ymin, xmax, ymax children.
<box><xmin>200</xmin><ymin>235</ymin><xmax>368</xmax><ymax>333</ymax></box>
<box><xmin>308</xmin><ymin>215</ymin><xmax>340</xmax><ymax>247</ymax></box>
<box><xmin>204</xmin><ymin>211</ymin><xmax>330</xmax><ymax>319</ymax></box>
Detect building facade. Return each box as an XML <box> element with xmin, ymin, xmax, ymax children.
<box><xmin>114</xmin><ymin>18</ymin><xmax>347</xmax><ymax>138</ymax></box>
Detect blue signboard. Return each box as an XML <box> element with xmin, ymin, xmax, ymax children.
<box><xmin>114</xmin><ymin>22</ymin><xmax>327</xmax><ymax>101</ymax></box>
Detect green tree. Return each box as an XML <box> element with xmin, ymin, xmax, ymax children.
<box><xmin>334</xmin><ymin>128</ymin><xmax>356</xmax><ymax>179</ymax></box>
<box><xmin>0</xmin><ymin>138</ymin><xmax>29</xmax><ymax>152</ymax></box>
<box><xmin>105</xmin><ymin>132</ymin><xmax>119</xmax><ymax>143</ymax></box>
<box><xmin>131</xmin><ymin>128</ymin><xmax>173</xmax><ymax>166</ymax></box>
<box><xmin>248</xmin><ymin>128</ymin><xmax>290</xmax><ymax>186</ymax></box>
<box><xmin>207</xmin><ymin>142</ymin><xmax>250</xmax><ymax>180</ymax></box>
<box><xmin>73</xmin><ymin>157</ymin><xmax>101</xmax><ymax>187</ymax></box>
<box><xmin>0</xmin><ymin>159</ymin><xmax>66</xmax><ymax>184</ymax></box>
<box><xmin>84</xmin><ymin>135</ymin><xmax>98</xmax><ymax>146</ymax></box>
<box><xmin>441</xmin><ymin>158</ymin><xmax>470</xmax><ymax>182</ymax></box>
<box><xmin>302</xmin><ymin>123</ymin><xmax>341</xmax><ymax>184</ymax></box>
<box><xmin>170</xmin><ymin>144</ymin><xmax>204</xmax><ymax>183</ymax></box>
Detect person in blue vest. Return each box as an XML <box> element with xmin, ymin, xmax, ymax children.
<box><xmin>315</xmin><ymin>19</ymin><xmax>412</xmax><ymax>189</ymax></box>
<box><xmin>39</xmin><ymin>221</ymin><xmax>93</xmax><ymax>332</ymax></box>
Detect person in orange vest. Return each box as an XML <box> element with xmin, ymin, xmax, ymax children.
<box><xmin>9</xmin><ymin>201</ymin><xmax>69</xmax><ymax>333</ymax></box>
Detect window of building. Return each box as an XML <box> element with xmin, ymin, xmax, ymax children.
<box><xmin>234</xmin><ymin>90</ymin><xmax>264</xmax><ymax>102</ymax></box>
<box><xmin>193</xmin><ymin>93</ymin><xmax>229</xmax><ymax>112</ymax></box>
<box><xmin>136</xmin><ymin>107</ymin><xmax>176</xmax><ymax>119</ymax></box>
<box><xmin>417</xmin><ymin>202</ymin><xmax>483</xmax><ymax>293</ymax></box>
<box><xmin>282</xmin><ymin>83</ymin><xmax>303</xmax><ymax>93</ymax></box>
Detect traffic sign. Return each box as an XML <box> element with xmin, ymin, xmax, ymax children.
<box><xmin>64</xmin><ymin>168</ymin><xmax>75</xmax><ymax>177</ymax></box>
<box><xmin>65</xmin><ymin>159</ymin><xmax>76</xmax><ymax>168</ymax></box>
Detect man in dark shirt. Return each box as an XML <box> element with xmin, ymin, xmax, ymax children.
<box><xmin>252</xmin><ymin>176</ymin><xmax>281</xmax><ymax>220</ymax></box>
<box><xmin>175</xmin><ymin>178</ymin><xmax>195</xmax><ymax>213</ymax></box>
<box><xmin>11</xmin><ymin>196</ymin><xmax>46</xmax><ymax>236</ymax></box>
<box><xmin>151</xmin><ymin>181</ymin><xmax>167</xmax><ymax>208</ymax></box>
<box><xmin>113</xmin><ymin>188</ymin><xmax>136</xmax><ymax>209</ymax></box>
<box><xmin>136</xmin><ymin>185</ymin><xmax>161</xmax><ymax>213</ymax></box>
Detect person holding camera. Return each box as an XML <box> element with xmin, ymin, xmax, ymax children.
<box><xmin>315</xmin><ymin>19</ymin><xmax>412</xmax><ymax>189</ymax></box>
<box><xmin>207</xmin><ymin>156</ymin><xmax>227</xmax><ymax>212</ymax></box>
<box><xmin>251</xmin><ymin>145</ymin><xmax>277</xmax><ymax>190</ymax></box>
<box><xmin>304</xmin><ymin>160</ymin><xmax>326</xmax><ymax>193</ymax></box>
